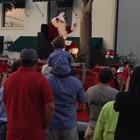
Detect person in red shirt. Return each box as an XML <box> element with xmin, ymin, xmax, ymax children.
<box><xmin>3</xmin><ymin>48</ymin><xmax>55</xmax><ymax>140</ymax></box>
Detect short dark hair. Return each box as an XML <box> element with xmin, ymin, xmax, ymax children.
<box><xmin>11</xmin><ymin>61</ymin><xmax>20</xmax><ymax>73</ymax></box>
<box><xmin>99</xmin><ymin>68</ymin><xmax>112</xmax><ymax>84</ymax></box>
<box><xmin>20</xmin><ymin>60</ymin><xmax>36</xmax><ymax>67</ymax></box>
<box><xmin>52</xmin><ymin>36</ymin><xmax>65</xmax><ymax>49</ymax></box>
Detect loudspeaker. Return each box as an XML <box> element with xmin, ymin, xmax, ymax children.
<box><xmin>41</xmin><ymin>24</ymin><xmax>48</xmax><ymax>41</ymax></box>
<box><xmin>37</xmin><ymin>32</ymin><xmax>54</xmax><ymax>59</ymax></box>
<box><xmin>0</xmin><ymin>36</ymin><xmax>4</xmax><ymax>54</ymax></box>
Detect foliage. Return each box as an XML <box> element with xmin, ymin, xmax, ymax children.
<box><xmin>74</xmin><ymin>42</ymin><xmax>109</xmax><ymax>68</ymax></box>
<box><xmin>74</xmin><ymin>53</ymin><xmax>86</xmax><ymax>63</ymax></box>
<box><xmin>90</xmin><ymin>43</ymin><xmax>109</xmax><ymax>67</ymax></box>
<box><xmin>116</xmin><ymin>52</ymin><xmax>139</xmax><ymax>67</ymax></box>
<box><xmin>74</xmin><ymin>43</ymin><xmax>140</xmax><ymax>68</ymax></box>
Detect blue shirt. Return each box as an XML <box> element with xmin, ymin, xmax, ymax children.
<box><xmin>46</xmin><ymin>74</ymin><xmax>87</xmax><ymax>130</ymax></box>
<box><xmin>0</xmin><ymin>87</ymin><xmax>7</xmax><ymax>122</ymax></box>
<box><xmin>47</xmin><ymin>48</ymin><xmax>73</xmax><ymax>76</ymax></box>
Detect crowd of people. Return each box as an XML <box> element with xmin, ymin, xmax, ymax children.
<box><xmin>0</xmin><ymin>36</ymin><xmax>140</xmax><ymax>140</ymax></box>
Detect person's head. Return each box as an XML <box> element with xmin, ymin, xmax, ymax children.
<box><xmin>56</xmin><ymin>18</ymin><xmax>65</xmax><ymax>24</ymax></box>
<box><xmin>20</xmin><ymin>48</ymin><xmax>38</xmax><ymax>67</ymax></box>
<box><xmin>109</xmin><ymin>63</ymin><xmax>119</xmax><ymax>75</ymax></box>
<box><xmin>99</xmin><ymin>68</ymin><xmax>113</xmax><ymax>84</ymax></box>
<box><xmin>52</xmin><ymin>13</ymin><xmax>66</xmax><ymax>28</ymax></box>
<box><xmin>11</xmin><ymin>61</ymin><xmax>20</xmax><ymax>73</ymax></box>
<box><xmin>129</xmin><ymin>66</ymin><xmax>140</xmax><ymax>93</ymax></box>
<box><xmin>52</xmin><ymin>37</ymin><xmax>65</xmax><ymax>49</ymax></box>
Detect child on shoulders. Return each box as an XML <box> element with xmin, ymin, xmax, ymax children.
<box><xmin>47</xmin><ymin>36</ymin><xmax>74</xmax><ymax>76</ymax></box>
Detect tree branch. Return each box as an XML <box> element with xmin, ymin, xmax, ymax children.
<box><xmin>81</xmin><ymin>0</ymin><xmax>94</xmax><ymax>13</ymax></box>
<box><xmin>87</xmin><ymin>0</ymin><xmax>94</xmax><ymax>12</ymax></box>
<box><xmin>81</xmin><ymin>0</ymin><xmax>89</xmax><ymax>3</ymax></box>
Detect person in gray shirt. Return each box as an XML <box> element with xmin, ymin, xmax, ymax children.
<box><xmin>84</xmin><ymin>68</ymin><xmax>118</xmax><ymax>140</ymax></box>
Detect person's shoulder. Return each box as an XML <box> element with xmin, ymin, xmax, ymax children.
<box><xmin>5</xmin><ymin>72</ymin><xmax>17</xmax><ymax>81</ymax></box>
<box><xmin>61</xmin><ymin>50</ymin><xmax>70</xmax><ymax>55</ymax></box>
<box><xmin>35</xmin><ymin>72</ymin><xmax>48</xmax><ymax>81</ymax></box>
<box><xmin>116</xmin><ymin>91</ymin><xmax>128</xmax><ymax>98</ymax></box>
<box><xmin>88</xmin><ymin>85</ymin><xmax>99</xmax><ymax>89</ymax></box>
<box><xmin>86</xmin><ymin>85</ymin><xmax>99</xmax><ymax>92</ymax></box>
<box><xmin>66</xmin><ymin>51</ymin><xmax>72</xmax><ymax>57</ymax></box>
<box><xmin>102</xmin><ymin>101</ymin><xmax>117</xmax><ymax>116</ymax></box>
<box><xmin>63</xmin><ymin>76</ymin><xmax>83</xmax><ymax>87</ymax></box>
<box><xmin>68</xmin><ymin>75</ymin><xmax>82</xmax><ymax>82</ymax></box>
<box><xmin>107</xmin><ymin>86</ymin><xmax>119</xmax><ymax>93</ymax></box>
<box><xmin>104</xmin><ymin>101</ymin><xmax>115</xmax><ymax>108</ymax></box>
<box><xmin>48</xmin><ymin>51</ymin><xmax>55</xmax><ymax>57</ymax></box>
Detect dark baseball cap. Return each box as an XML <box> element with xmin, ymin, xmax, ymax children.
<box><xmin>20</xmin><ymin>48</ymin><xmax>37</xmax><ymax>63</ymax></box>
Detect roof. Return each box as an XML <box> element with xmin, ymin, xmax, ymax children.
<box><xmin>8</xmin><ymin>36</ymin><xmax>37</xmax><ymax>52</ymax></box>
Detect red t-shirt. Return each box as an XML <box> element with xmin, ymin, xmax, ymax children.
<box><xmin>3</xmin><ymin>67</ymin><xmax>54</xmax><ymax>140</ymax></box>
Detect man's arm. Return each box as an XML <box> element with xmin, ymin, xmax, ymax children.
<box><xmin>85</xmin><ymin>102</ymin><xmax>90</xmax><ymax>115</ymax></box>
<box><xmin>93</xmin><ymin>106</ymin><xmax>106</xmax><ymax>140</ymax></box>
<box><xmin>44</xmin><ymin>102</ymin><xmax>55</xmax><ymax>133</ymax></box>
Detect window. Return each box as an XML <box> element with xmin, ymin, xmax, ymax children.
<box><xmin>48</xmin><ymin>2</ymin><xmax>72</xmax><ymax>26</ymax></box>
<box><xmin>2</xmin><ymin>3</ymin><xmax>25</xmax><ymax>27</ymax></box>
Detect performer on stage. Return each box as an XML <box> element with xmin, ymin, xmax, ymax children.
<box><xmin>48</xmin><ymin>12</ymin><xmax>79</xmax><ymax>57</ymax></box>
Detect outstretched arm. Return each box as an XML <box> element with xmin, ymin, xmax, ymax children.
<box><xmin>93</xmin><ymin>106</ymin><xmax>105</xmax><ymax>140</ymax></box>
<box><xmin>44</xmin><ymin>102</ymin><xmax>55</xmax><ymax>133</ymax></box>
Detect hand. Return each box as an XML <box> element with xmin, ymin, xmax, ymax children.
<box><xmin>75</xmin><ymin>16</ymin><xmax>79</xmax><ymax>23</ymax></box>
<box><xmin>73</xmin><ymin>23</ymin><xmax>77</xmax><ymax>27</ymax></box>
<box><xmin>125</xmin><ymin>76</ymin><xmax>130</xmax><ymax>92</ymax></box>
<box><xmin>57</xmin><ymin>12</ymin><xmax>65</xmax><ymax>20</ymax></box>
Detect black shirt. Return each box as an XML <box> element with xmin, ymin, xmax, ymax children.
<box><xmin>112</xmin><ymin>76</ymin><xmax>119</xmax><ymax>90</ymax></box>
<box><xmin>114</xmin><ymin>91</ymin><xmax>140</xmax><ymax>140</ymax></box>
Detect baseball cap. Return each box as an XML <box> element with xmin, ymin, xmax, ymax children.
<box><xmin>109</xmin><ymin>63</ymin><xmax>119</xmax><ymax>70</ymax></box>
<box><xmin>20</xmin><ymin>48</ymin><xmax>37</xmax><ymax>64</ymax></box>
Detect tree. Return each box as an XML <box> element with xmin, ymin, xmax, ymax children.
<box><xmin>78</xmin><ymin>0</ymin><xmax>94</xmax><ymax>68</ymax></box>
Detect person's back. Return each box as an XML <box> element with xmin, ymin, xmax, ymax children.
<box><xmin>47</xmin><ymin>37</ymin><xmax>73</xmax><ymax>76</ymax></box>
<box><xmin>46</xmin><ymin>73</ymin><xmax>87</xmax><ymax>140</ymax></box>
<box><xmin>84</xmin><ymin>68</ymin><xmax>118</xmax><ymax>140</ymax></box>
<box><xmin>93</xmin><ymin>101</ymin><xmax>119</xmax><ymax>140</ymax></box>
<box><xmin>114</xmin><ymin>66</ymin><xmax>140</xmax><ymax>140</ymax></box>
<box><xmin>86</xmin><ymin>85</ymin><xmax>118</xmax><ymax>122</ymax></box>
<box><xmin>3</xmin><ymin>48</ymin><xmax>55</xmax><ymax>140</ymax></box>
<box><xmin>4</xmin><ymin>69</ymin><xmax>49</xmax><ymax>127</ymax></box>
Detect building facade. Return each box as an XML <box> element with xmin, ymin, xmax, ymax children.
<box><xmin>0</xmin><ymin>0</ymin><xmax>117</xmax><ymax>59</ymax></box>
